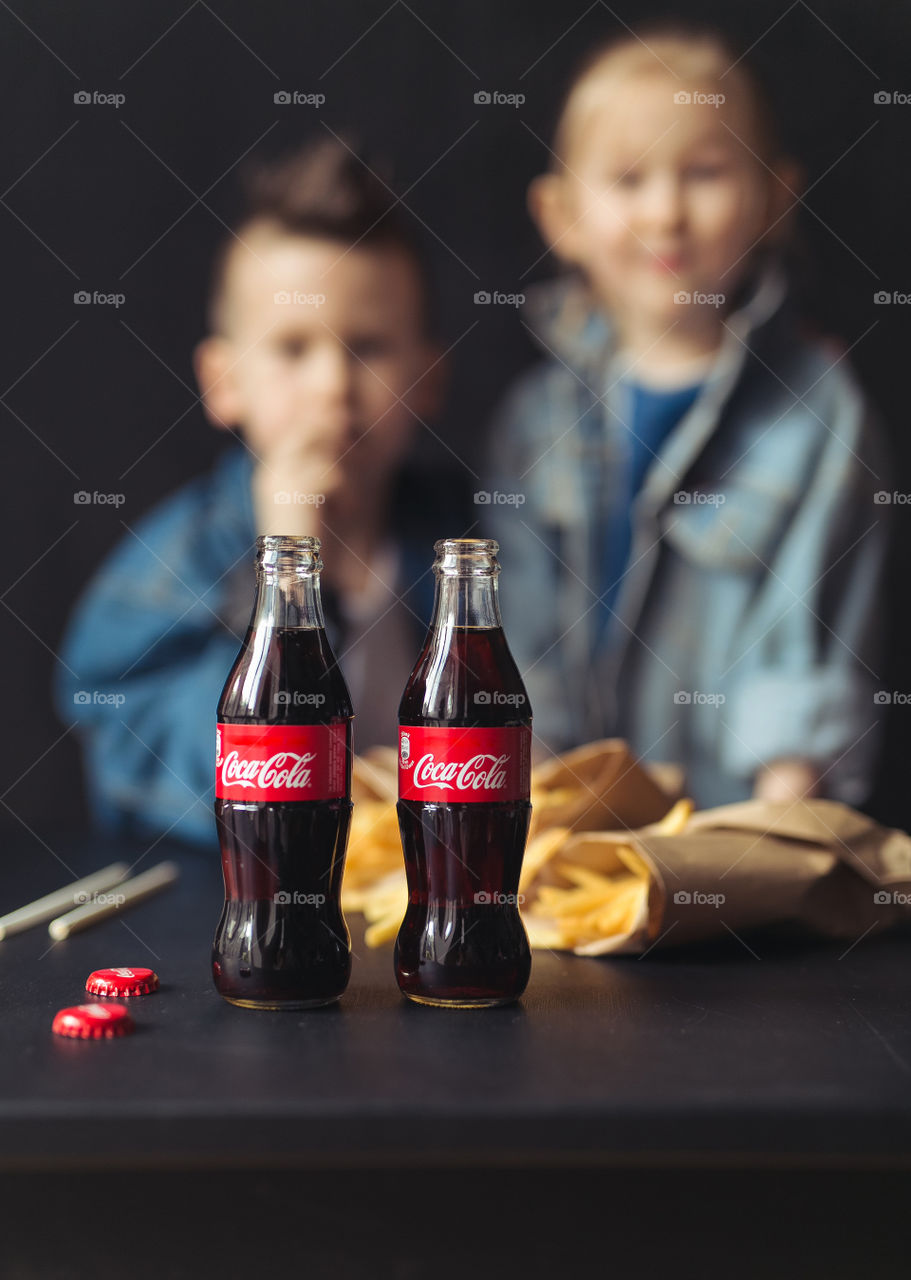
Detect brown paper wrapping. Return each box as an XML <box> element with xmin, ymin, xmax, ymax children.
<box><xmin>528</xmin><ymin>738</ymin><xmax>677</xmax><ymax>839</ymax></box>
<box><xmin>345</xmin><ymin>737</ymin><xmax>911</xmax><ymax>957</ymax></box>
<box><xmin>534</xmin><ymin>799</ymin><xmax>911</xmax><ymax>955</ymax></box>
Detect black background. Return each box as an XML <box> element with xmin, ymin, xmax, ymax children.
<box><xmin>2</xmin><ymin>0</ymin><xmax>910</xmax><ymax>835</ymax></box>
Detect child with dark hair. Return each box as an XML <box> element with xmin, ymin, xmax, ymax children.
<box><xmin>487</xmin><ymin>23</ymin><xmax>890</xmax><ymax>809</ymax></box>
<box><xmin>58</xmin><ymin>139</ymin><xmax>456</xmax><ymax>844</ymax></box>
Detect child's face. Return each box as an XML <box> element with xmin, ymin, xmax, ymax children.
<box><xmin>537</xmin><ymin>68</ymin><xmax>788</xmax><ymax>329</ymax></box>
<box><xmin>197</xmin><ymin>230</ymin><xmax>437</xmax><ymax>482</ymax></box>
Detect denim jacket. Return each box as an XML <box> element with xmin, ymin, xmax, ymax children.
<box><xmin>56</xmin><ymin>446</ymin><xmax>441</xmax><ymax>845</ymax></box>
<box><xmin>485</xmin><ymin>262</ymin><xmax>891</xmax><ymax>808</ymax></box>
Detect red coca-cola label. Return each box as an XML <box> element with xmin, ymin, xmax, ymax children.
<box><xmin>398</xmin><ymin>725</ymin><xmax>531</xmax><ymax>802</ymax></box>
<box><xmin>215</xmin><ymin>722</ymin><xmax>348</xmax><ymax>801</ymax></box>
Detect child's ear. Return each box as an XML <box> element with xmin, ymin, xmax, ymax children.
<box><xmin>528</xmin><ymin>173</ymin><xmax>580</xmax><ymax>265</ymax></box>
<box><xmin>193</xmin><ymin>336</ymin><xmax>244</xmax><ymax>430</ymax></box>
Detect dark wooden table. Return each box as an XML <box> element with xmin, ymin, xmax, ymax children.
<box><xmin>2</xmin><ymin>829</ymin><xmax>910</xmax><ymax>1278</ymax></box>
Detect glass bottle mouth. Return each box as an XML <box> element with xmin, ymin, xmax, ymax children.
<box><xmin>255</xmin><ymin>534</ymin><xmax>322</xmax><ymax>576</ymax></box>
<box><xmin>432</xmin><ymin>538</ymin><xmax>500</xmax><ymax>578</ymax></box>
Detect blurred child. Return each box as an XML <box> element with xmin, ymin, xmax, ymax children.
<box><xmin>58</xmin><ymin>140</ymin><xmax>458</xmax><ymax>844</ymax></box>
<box><xmin>487</xmin><ymin>23</ymin><xmax>889</xmax><ymax>809</ymax></box>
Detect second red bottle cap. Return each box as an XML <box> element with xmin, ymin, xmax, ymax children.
<box><xmin>52</xmin><ymin>1003</ymin><xmax>135</xmax><ymax>1039</ymax></box>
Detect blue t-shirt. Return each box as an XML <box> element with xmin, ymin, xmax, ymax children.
<box><xmin>600</xmin><ymin>378</ymin><xmax>704</xmax><ymax>631</ymax></box>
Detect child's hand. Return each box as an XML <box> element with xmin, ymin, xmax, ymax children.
<box><xmin>752</xmin><ymin>758</ymin><xmax>822</xmax><ymax>804</ymax></box>
<box><xmin>251</xmin><ymin>434</ymin><xmax>346</xmax><ymax>538</ymax></box>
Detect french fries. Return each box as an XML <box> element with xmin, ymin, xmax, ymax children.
<box><xmin>528</xmin><ymin>860</ymin><xmax>649</xmax><ymax>950</ymax></box>
<box><xmin>343</xmin><ymin>742</ymin><xmax>692</xmax><ymax>954</ymax></box>
<box><xmin>342</xmin><ymin>801</ymin><xmax>402</xmax><ymax>912</ymax></box>
<box><xmin>519</xmin><ymin>827</ymin><xmax>571</xmax><ymax>893</ymax></box>
<box><xmin>651</xmin><ymin>797</ymin><xmax>693</xmax><ymax>836</ymax></box>
<box><xmin>361</xmin><ymin>871</ymin><xmax>408</xmax><ymax>947</ymax></box>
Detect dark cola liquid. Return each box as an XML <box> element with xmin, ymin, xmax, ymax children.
<box><xmin>213</xmin><ymin>625</ymin><xmax>353</xmax><ymax>1010</ymax></box>
<box><xmin>396</xmin><ymin>625</ymin><xmax>532</xmax><ymax>1008</ymax></box>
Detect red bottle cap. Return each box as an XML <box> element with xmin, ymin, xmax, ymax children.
<box><xmin>85</xmin><ymin>967</ymin><xmax>159</xmax><ymax>997</ymax></box>
<box><xmin>52</xmin><ymin>1003</ymin><xmax>135</xmax><ymax>1039</ymax></box>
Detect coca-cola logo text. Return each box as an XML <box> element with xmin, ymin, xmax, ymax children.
<box><xmin>398</xmin><ymin>725</ymin><xmax>530</xmax><ymax>803</ymax></box>
<box><xmin>220</xmin><ymin>750</ymin><xmax>316</xmax><ymax>791</ymax></box>
<box><xmin>411</xmin><ymin>752</ymin><xmax>510</xmax><ymax>792</ymax></box>
<box><xmin>216</xmin><ymin>722</ymin><xmax>347</xmax><ymax>801</ymax></box>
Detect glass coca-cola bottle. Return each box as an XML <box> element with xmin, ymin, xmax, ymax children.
<box><xmin>213</xmin><ymin>535</ymin><xmax>353</xmax><ymax>1009</ymax></box>
<box><xmin>396</xmin><ymin>538</ymin><xmax>532</xmax><ymax>1008</ymax></box>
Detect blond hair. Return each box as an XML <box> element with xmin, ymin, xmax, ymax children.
<box><xmin>553</xmin><ymin>23</ymin><xmax>782</xmax><ymax>168</ymax></box>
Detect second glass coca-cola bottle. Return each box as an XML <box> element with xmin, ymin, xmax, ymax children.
<box><xmin>395</xmin><ymin>538</ymin><xmax>532</xmax><ymax>1008</ymax></box>
<box><xmin>213</xmin><ymin>535</ymin><xmax>353</xmax><ymax>1010</ymax></box>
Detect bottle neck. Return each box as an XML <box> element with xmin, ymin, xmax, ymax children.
<box><xmin>250</xmin><ymin>536</ymin><xmax>325</xmax><ymax>630</ymax></box>
<box><xmin>428</xmin><ymin>539</ymin><xmax>503</xmax><ymax>631</ymax></box>
<box><xmin>431</xmin><ymin>576</ymin><xmax>502</xmax><ymax>630</ymax></box>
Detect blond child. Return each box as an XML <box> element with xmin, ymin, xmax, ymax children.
<box><xmin>487</xmin><ymin>23</ymin><xmax>889</xmax><ymax>808</ymax></box>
